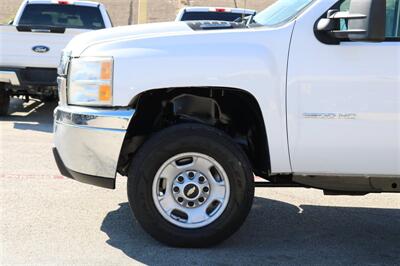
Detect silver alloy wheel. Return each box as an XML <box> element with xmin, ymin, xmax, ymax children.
<box><xmin>152</xmin><ymin>152</ymin><xmax>230</xmax><ymax>229</ymax></box>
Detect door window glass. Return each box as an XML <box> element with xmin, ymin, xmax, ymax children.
<box><xmin>386</xmin><ymin>0</ymin><xmax>400</xmax><ymax>37</ymax></box>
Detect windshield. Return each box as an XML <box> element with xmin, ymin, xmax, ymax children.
<box><xmin>18</xmin><ymin>4</ymin><xmax>105</xmax><ymax>30</ymax></box>
<box><xmin>253</xmin><ymin>0</ymin><xmax>314</xmax><ymax>26</ymax></box>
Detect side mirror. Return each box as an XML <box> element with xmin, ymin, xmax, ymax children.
<box><xmin>317</xmin><ymin>0</ymin><xmax>386</xmax><ymax>42</ymax></box>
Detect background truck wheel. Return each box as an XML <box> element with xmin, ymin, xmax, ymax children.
<box><xmin>127</xmin><ymin>123</ymin><xmax>254</xmax><ymax>247</ymax></box>
<box><xmin>0</xmin><ymin>84</ymin><xmax>10</xmax><ymax>116</ymax></box>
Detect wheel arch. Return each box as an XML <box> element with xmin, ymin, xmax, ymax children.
<box><xmin>117</xmin><ymin>86</ymin><xmax>271</xmax><ymax>177</ymax></box>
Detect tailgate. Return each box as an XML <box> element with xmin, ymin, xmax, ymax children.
<box><xmin>0</xmin><ymin>25</ymin><xmax>90</xmax><ymax>69</ymax></box>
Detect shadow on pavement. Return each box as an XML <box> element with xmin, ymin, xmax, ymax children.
<box><xmin>0</xmin><ymin>98</ymin><xmax>56</xmax><ymax>133</ymax></box>
<box><xmin>101</xmin><ymin>197</ymin><xmax>400</xmax><ymax>265</ymax></box>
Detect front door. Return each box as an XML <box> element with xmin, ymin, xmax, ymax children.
<box><xmin>287</xmin><ymin>0</ymin><xmax>400</xmax><ymax>176</ymax></box>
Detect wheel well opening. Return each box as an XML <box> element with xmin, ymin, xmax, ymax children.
<box><xmin>117</xmin><ymin>87</ymin><xmax>270</xmax><ymax>177</ymax></box>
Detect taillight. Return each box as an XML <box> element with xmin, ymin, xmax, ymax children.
<box><xmin>58</xmin><ymin>0</ymin><xmax>69</xmax><ymax>5</ymax></box>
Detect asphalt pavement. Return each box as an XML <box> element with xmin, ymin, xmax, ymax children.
<box><xmin>0</xmin><ymin>99</ymin><xmax>399</xmax><ymax>265</ymax></box>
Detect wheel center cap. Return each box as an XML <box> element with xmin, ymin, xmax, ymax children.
<box><xmin>184</xmin><ymin>184</ymin><xmax>199</xmax><ymax>199</ymax></box>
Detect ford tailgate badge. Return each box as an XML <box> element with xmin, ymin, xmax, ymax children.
<box><xmin>32</xmin><ymin>45</ymin><xmax>50</xmax><ymax>53</ymax></box>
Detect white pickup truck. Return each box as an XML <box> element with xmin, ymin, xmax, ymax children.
<box><xmin>0</xmin><ymin>0</ymin><xmax>112</xmax><ymax>115</ymax></box>
<box><xmin>53</xmin><ymin>0</ymin><xmax>400</xmax><ymax>247</ymax></box>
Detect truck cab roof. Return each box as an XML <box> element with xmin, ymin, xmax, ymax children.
<box><xmin>25</xmin><ymin>0</ymin><xmax>101</xmax><ymax>7</ymax></box>
<box><xmin>12</xmin><ymin>0</ymin><xmax>110</xmax><ymax>28</ymax></box>
<box><xmin>181</xmin><ymin>7</ymin><xmax>255</xmax><ymax>13</ymax></box>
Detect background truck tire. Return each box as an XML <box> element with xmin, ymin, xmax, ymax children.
<box><xmin>0</xmin><ymin>84</ymin><xmax>10</xmax><ymax>116</ymax></box>
<box><xmin>127</xmin><ymin>123</ymin><xmax>254</xmax><ymax>247</ymax></box>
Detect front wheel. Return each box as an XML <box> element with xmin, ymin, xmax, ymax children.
<box><xmin>0</xmin><ymin>85</ymin><xmax>10</xmax><ymax>116</ymax></box>
<box><xmin>127</xmin><ymin>124</ymin><xmax>254</xmax><ymax>247</ymax></box>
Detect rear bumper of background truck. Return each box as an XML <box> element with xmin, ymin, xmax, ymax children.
<box><xmin>0</xmin><ymin>67</ymin><xmax>58</xmax><ymax>87</ymax></box>
<box><xmin>0</xmin><ymin>70</ymin><xmax>20</xmax><ymax>86</ymax></box>
<box><xmin>53</xmin><ymin>105</ymin><xmax>135</xmax><ymax>189</ymax></box>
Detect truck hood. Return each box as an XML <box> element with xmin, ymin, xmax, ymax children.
<box><xmin>66</xmin><ymin>21</ymin><xmax>246</xmax><ymax>56</ymax></box>
<box><xmin>66</xmin><ymin>22</ymin><xmax>194</xmax><ymax>57</ymax></box>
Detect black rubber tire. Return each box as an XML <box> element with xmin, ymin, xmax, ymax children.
<box><xmin>0</xmin><ymin>85</ymin><xmax>10</xmax><ymax>116</ymax></box>
<box><xmin>127</xmin><ymin>123</ymin><xmax>254</xmax><ymax>247</ymax></box>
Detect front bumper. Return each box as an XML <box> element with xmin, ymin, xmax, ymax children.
<box><xmin>53</xmin><ymin>105</ymin><xmax>135</xmax><ymax>189</ymax></box>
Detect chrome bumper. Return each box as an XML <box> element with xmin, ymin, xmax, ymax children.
<box><xmin>0</xmin><ymin>70</ymin><xmax>20</xmax><ymax>86</ymax></box>
<box><xmin>54</xmin><ymin>105</ymin><xmax>135</xmax><ymax>188</ymax></box>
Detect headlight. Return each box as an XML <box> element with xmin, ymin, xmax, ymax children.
<box><xmin>67</xmin><ymin>57</ymin><xmax>113</xmax><ymax>106</ymax></box>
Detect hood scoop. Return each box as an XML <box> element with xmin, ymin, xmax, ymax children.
<box><xmin>187</xmin><ymin>21</ymin><xmax>246</xmax><ymax>31</ymax></box>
